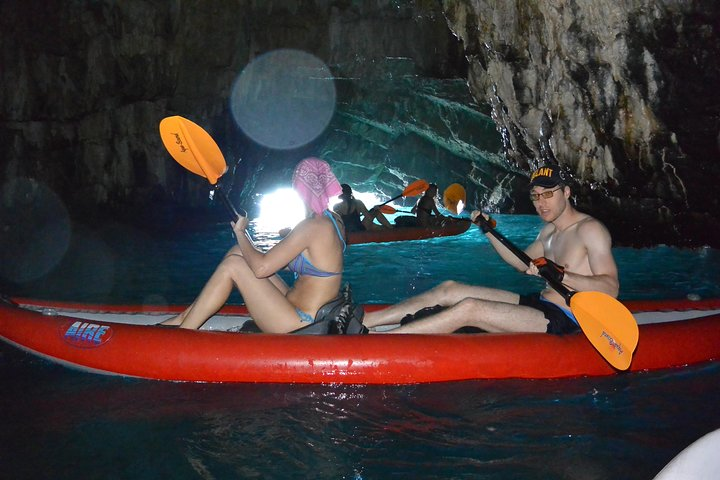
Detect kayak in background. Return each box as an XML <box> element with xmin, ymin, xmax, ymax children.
<box><xmin>347</xmin><ymin>219</ymin><xmax>471</xmax><ymax>245</ymax></box>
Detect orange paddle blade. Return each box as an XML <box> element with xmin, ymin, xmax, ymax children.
<box><xmin>570</xmin><ymin>291</ymin><xmax>639</xmax><ymax>370</ymax></box>
<box><xmin>403</xmin><ymin>179</ymin><xmax>429</xmax><ymax>197</ymax></box>
<box><xmin>378</xmin><ymin>205</ymin><xmax>396</xmax><ymax>214</ymax></box>
<box><xmin>443</xmin><ymin>183</ymin><xmax>466</xmax><ymax>214</ymax></box>
<box><xmin>159</xmin><ymin>116</ymin><xmax>227</xmax><ymax>185</ymax></box>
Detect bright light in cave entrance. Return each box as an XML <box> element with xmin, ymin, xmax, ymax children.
<box><xmin>254</xmin><ymin>188</ymin><xmax>307</xmax><ymax>233</ymax></box>
<box><xmin>253</xmin><ymin>188</ymin><xmax>387</xmax><ymax>234</ymax></box>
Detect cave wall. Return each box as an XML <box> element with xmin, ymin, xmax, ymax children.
<box><xmin>442</xmin><ymin>0</ymin><xmax>720</xmax><ymax>246</ymax></box>
<box><xmin>2</xmin><ymin>0</ymin><xmax>720</xmax><ymax>247</ymax></box>
<box><xmin>0</xmin><ymin>0</ymin><xmax>252</xmax><ymax>212</ymax></box>
<box><xmin>1</xmin><ymin>0</ymin><xmax>466</xmax><ymax>221</ymax></box>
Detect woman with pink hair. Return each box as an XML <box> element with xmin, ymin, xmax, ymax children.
<box><xmin>160</xmin><ymin>158</ymin><xmax>346</xmax><ymax>332</ymax></box>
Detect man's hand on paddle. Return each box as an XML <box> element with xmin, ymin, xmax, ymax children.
<box><xmin>528</xmin><ymin>257</ymin><xmax>565</xmax><ymax>283</ymax></box>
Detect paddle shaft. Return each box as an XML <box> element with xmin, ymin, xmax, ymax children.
<box><xmin>375</xmin><ymin>180</ymin><xmax>429</xmax><ymax>209</ymax></box>
<box><xmin>215</xmin><ymin>184</ymin><xmax>246</xmax><ymax>221</ymax></box>
<box><xmin>376</xmin><ymin>192</ymin><xmax>405</xmax><ymax>208</ymax></box>
<box><xmin>474</xmin><ymin>216</ymin><xmax>574</xmax><ymax>303</ymax></box>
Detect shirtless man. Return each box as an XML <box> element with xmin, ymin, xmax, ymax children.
<box><xmin>363</xmin><ymin>165</ymin><xmax>620</xmax><ymax>335</ymax></box>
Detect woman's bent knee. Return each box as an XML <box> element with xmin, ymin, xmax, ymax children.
<box><xmin>218</xmin><ymin>254</ymin><xmax>249</xmax><ymax>278</ymax></box>
<box><xmin>224</xmin><ymin>245</ymin><xmax>243</xmax><ymax>258</ymax></box>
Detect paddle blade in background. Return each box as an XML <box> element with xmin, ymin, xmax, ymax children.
<box><xmin>404</xmin><ymin>179</ymin><xmax>430</xmax><ymax>197</ymax></box>
<box><xmin>375</xmin><ymin>179</ymin><xmax>429</xmax><ymax>209</ymax></box>
<box><xmin>569</xmin><ymin>291</ymin><xmax>639</xmax><ymax>370</ymax></box>
<box><xmin>159</xmin><ymin>116</ymin><xmax>227</xmax><ymax>185</ymax></box>
<box><xmin>443</xmin><ymin>183</ymin><xmax>466</xmax><ymax>214</ymax></box>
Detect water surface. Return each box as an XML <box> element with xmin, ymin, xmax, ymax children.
<box><xmin>2</xmin><ymin>214</ymin><xmax>719</xmax><ymax>479</ymax></box>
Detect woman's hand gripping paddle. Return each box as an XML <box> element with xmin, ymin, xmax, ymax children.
<box><xmin>474</xmin><ymin>214</ymin><xmax>639</xmax><ymax>370</ymax></box>
<box><xmin>373</xmin><ymin>180</ymin><xmax>429</xmax><ymax>212</ymax></box>
<box><xmin>159</xmin><ymin>116</ymin><xmax>246</xmax><ymax>221</ymax></box>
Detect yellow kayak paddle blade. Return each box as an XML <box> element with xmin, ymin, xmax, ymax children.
<box><xmin>159</xmin><ymin>116</ymin><xmax>227</xmax><ymax>185</ymax></box>
<box><xmin>443</xmin><ymin>183</ymin><xmax>466</xmax><ymax>214</ymax></box>
<box><xmin>570</xmin><ymin>291</ymin><xmax>639</xmax><ymax>370</ymax></box>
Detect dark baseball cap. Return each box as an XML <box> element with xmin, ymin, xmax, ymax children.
<box><xmin>529</xmin><ymin>166</ymin><xmax>565</xmax><ymax>188</ymax></box>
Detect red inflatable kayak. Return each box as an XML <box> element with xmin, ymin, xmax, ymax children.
<box><xmin>1</xmin><ymin>297</ymin><xmax>719</xmax><ymax>384</ymax></box>
<box><xmin>347</xmin><ymin>219</ymin><xmax>471</xmax><ymax>244</ymax></box>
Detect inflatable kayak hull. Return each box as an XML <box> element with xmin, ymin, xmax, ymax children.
<box><xmin>1</xmin><ymin>297</ymin><xmax>719</xmax><ymax>384</ymax></box>
<box><xmin>346</xmin><ymin>219</ymin><xmax>470</xmax><ymax>244</ymax></box>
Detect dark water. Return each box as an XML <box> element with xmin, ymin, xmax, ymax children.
<box><xmin>2</xmin><ymin>214</ymin><xmax>720</xmax><ymax>479</ymax></box>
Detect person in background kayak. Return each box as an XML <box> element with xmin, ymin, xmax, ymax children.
<box><xmin>363</xmin><ymin>165</ymin><xmax>620</xmax><ymax>335</ymax></box>
<box><xmin>333</xmin><ymin>183</ymin><xmax>392</xmax><ymax>232</ymax></box>
<box><xmin>160</xmin><ymin>158</ymin><xmax>346</xmax><ymax>332</ymax></box>
<box><xmin>411</xmin><ymin>183</ymin><xmax>445</xmax><ymax>227</ymax></box>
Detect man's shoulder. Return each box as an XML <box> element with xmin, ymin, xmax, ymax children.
<box><xmin>576</xmin><ymin>214</ymin><xmax>608</xmax><ymax>233</ymax></box>
<box><xmin>576</xmin><ymin>215</ymin><xmax>613</xmax><ymax>245</ymax></box>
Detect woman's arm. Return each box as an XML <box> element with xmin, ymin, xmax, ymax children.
<box><xmin>233</xmin><ymin>216</ymin><xmax>312</xmax><ymax>278</ymax></box>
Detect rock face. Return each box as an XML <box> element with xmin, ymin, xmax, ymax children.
<box><xmin>1</xmin><ymin>0</ymin><xmax>719</xmax><ymax>247</ymax></box>
<box><xmin>0</xmin><ymin>0</ymin><xmax>471</xmax><ymax>223</ymax></box>
<box><xmin>443</xmin><ymin>0</ymin><xmax>720</xmax><ymax>246</ymax></box>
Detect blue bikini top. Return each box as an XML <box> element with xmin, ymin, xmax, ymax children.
<box><xmin>287</xmin><ymin>210</ymin><xmax>345</xmax><ymax>277</ymax></box>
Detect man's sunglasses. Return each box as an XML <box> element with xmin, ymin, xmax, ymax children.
<box><xmin>529</xmin><ymin>187</ymin><xmax>562</xmax><ymax>202</ymax></box>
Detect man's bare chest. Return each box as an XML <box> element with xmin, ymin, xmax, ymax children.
<box><xmin>543</xmin><ymin>229</ymin><xmax>586</xmax><ymax>269</ymax></box>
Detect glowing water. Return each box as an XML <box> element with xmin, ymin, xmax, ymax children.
<box><xmin>2</xmin><ymin>215</ymin><xmax>719</xmax><ymax>479</ymax></box>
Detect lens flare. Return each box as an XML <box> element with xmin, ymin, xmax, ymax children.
<box><xmin>0</xmin><ymin>178</ymin><xmax>71</xmax><ymax>283</ymax></box>
<box><xmin>230</xmin><ymin>49</ymin><xmax>336</xmax><ymax>150</ymax></box>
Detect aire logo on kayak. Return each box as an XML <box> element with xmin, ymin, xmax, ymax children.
<box><xmin>62</xmin><ymin>321</ymin><xmax>113</xmax><ymax>348</ymax></box>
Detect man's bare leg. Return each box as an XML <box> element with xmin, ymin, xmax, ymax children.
<box><xmin>363</xmin><ymin>280</ymin><xmax>519</xmax><ymax>328</ymax></box>
<box><xmin>381</xmin><ymin>297</ymin><xmax>548</xmax><ymax>334</ymax></box>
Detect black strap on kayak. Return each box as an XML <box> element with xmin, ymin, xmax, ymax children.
<box><xmin>400</xmin><ymin>304</ymin><xmax>485</xmax><ymax>333</ymax></box>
